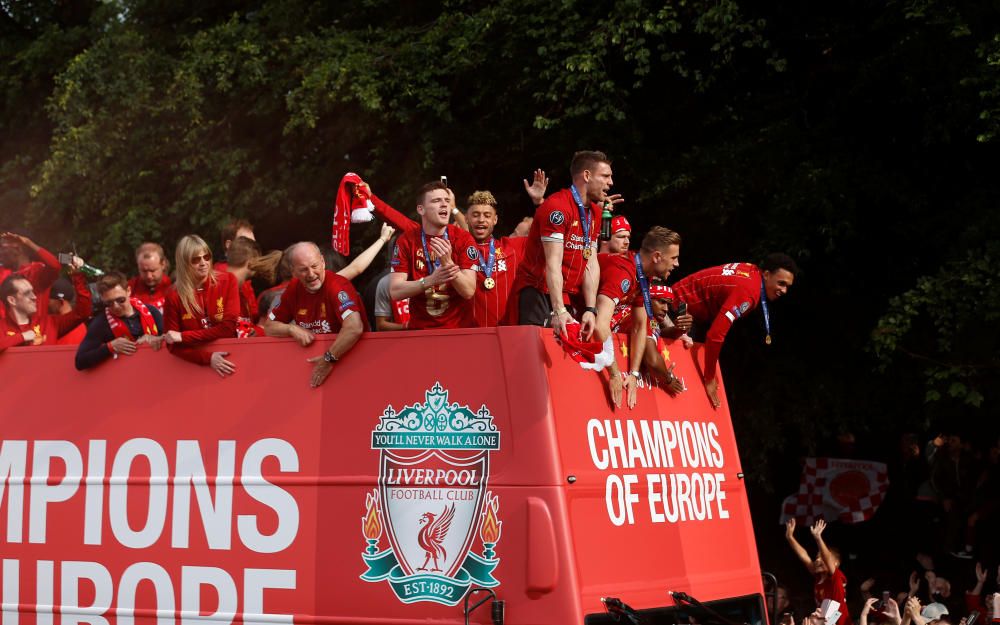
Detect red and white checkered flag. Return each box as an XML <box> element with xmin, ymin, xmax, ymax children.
<box><xmin>779</xmin><ymin>457</ymin><xmax>889</xmax><ymax>525</ymax></box>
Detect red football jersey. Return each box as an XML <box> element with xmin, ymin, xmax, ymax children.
<box><xmin>513</xmin><ymin>188</ymin><xmax>600</xmax><ymax>301</ymax></box>
<box><xmin>671</xmin><ymin>262</ymin><xmax>762</xmax><ymax>381</ymax></box>
<box><xmin>815</xmin><ymin>568</ymin><xmax>851</xmax><ymax>625</ymax></box>
<box><xmin>0</xmin><ymin>273</ymin><xmax>91</xmax><ymax>352</ymax></box>
<box><xmin>269</xmin><ymin>270</ymin><xmax>368</xmax><ymax>333</ymax></box>
<box><xmin>163</xmin><ymin>271</ymin><xmax>240</xmax><ymax>365</ymax></box>
<box><xmin>128</xmin><ymin>275</ymin><xmax>172</xmax><ymax>312</ymax></box>
<box><xmin>471</xmin><ymin>236</ymin><xmax>526</xmax><ymax>328</ymax></box>
<box><xmin>390</xmin><ymin>225</ymin><xmax>477</xmax><ymax>329</ymax></box>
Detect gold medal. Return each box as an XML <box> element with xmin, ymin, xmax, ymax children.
<box><xmin>582</xmin><ymin>247</ymin><xmax>592</xmax><ymax>259</ymax></box>
<box><xmin>483</xmin><ymin>277</ymin><xmax>496</xmax><ymax>290</ymax></box>
<box><xmin>765</xmin><ymin>334</ymin><xmax>772</xmax><ymax>345</ymax></box>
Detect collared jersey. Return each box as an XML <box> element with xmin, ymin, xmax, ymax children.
<box><xmin>269</xmin><ymin>270</ymin><xmax>368</xmax><ymax>334</ymax></box>
<box><xmin>390</xmin><ymin>225</ymin><xmax>477</xmax><ymax>329</ymax></box>
<box><xmin>513</xmin><ymin>188</ymin><xmax>600</xmax><ymax>299</ymax></box>
<box><xmin>128</xmin><ymin>275</ymin><xmax>173</xmax><ymax>312</ymax></box>
<box><xmin>471</xmin><ymin>236</ymin><xmax>527</xmax><ymax>328</ymax></box>
<box><xmin>671</xmin><ymin>262</ymin><xmax>762</xmax><ymax>381</ymax></box>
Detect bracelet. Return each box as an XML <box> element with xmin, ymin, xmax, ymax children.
<box><xmin>419</xmin><ymin>277</ymin><xmax>427</xmax><ymax>289</ymax></box>
<box><xmin>550</xmin><ymin>307</ymin><xmax>567</xmax><ymax>317</ymax></box>
<box><xmin>584</xmin><ymin>306</ymin><xmax>598</xmax><ymax>316</ymax></box>
<box><xmin>629</xmin><ymin>370</ymin><xmax>641</xmax><ymax>379</ymax></box>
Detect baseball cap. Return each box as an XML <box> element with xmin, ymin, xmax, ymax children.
<box><xmin>50</xmin><ymin>277</ymin><xmax>75</xmax><ymax>303</ymax></box>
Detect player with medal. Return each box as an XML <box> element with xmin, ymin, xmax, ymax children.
<box><xmin>464</xmin><ymin>190</ymin><xmax>529</xmax><ymax>327</ymax></box>
<box><xmin>594</xmin><ymin>227</ymin><xmax>685</xmax><ymax>409</ymax></box>
<box><xmin>389</xmin><ymin>181</ymin><xmax>478</xmax><ymax>330</ymax></box>
<box><xmin>506</xmin><ymin>151</ymin><xmax>615</xmax><ymax>338</ymax></box>
<box><xmin>672</xmin><ymin>253</ymin><xmax>798</xmax><ymax>408</ymax></box>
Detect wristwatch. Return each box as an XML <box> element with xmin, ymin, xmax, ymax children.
<box><xmin>629</xmin><ymin>370</ymin><xmax>642</xmax><ymax>380</ymax></box>
<box><xmin>322</xmin><ymin>351</ymin><xmax>338</xmax><ymax>364</ymax></box>
<box><xmin>584</xmin><ymin>306</ymin><xmax>598</xmax><ymax>316</ymax></box>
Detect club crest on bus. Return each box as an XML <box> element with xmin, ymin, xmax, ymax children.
<box><xmin>361</xmin><ymin>382</ymin><xmax>502</xmax><ymax>606</ymax></box>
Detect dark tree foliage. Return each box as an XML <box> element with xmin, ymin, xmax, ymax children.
<box><xmin>1</xmin><ymin>0</ymin><xmax>998</xmax><ymax>488</ymax></box>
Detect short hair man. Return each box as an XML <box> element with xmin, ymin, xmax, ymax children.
<box><xmin>263</xmin><ymin>242</ymin><xmax>367</xmax><ymax>387</ymax></box>
<box><xmin>75</xmin><ymin>272</ymin><xmax>165</xmax><ymax>370</ymax></box>
<box><xmin>0</xmin><ymin>231</ymin><xmax>63</xmax><ymax>308</ymax></box>
<box><xmin>464</xmin><ymin>190</ymin><xmax>529</xmax><ymax>327</ymax></box>
<box><xmin>672</xmin><ymin>252</ymin><xmax>798</xmax><ymax>408</ymax></box>
<box><xmin>0</xmin><ymin>268</ymin><xmax>91</xmax><ymax>352</ymax></box>
<box><xmin>599</xmin><ymin>215</ymin><xmax>631</xmax><ymax>256</ymax></box>
<box><xmin>507</xmin><ymin>150</ymin><xmax>613</xmax><ymax>340</ymax></box>
<box><xmin>128</xmin><ymin>242</ymin><xmax>172</xmax><ymax>311</ymax></box>
<box><xmin>219</xmin><ymin>218</ymin><xmax>255</xmax><ymax>261</ymax></box>
<box><xmin>389</xmin><ymin>182</ymin><xmax>477</xmax><ymax>329</ymax></box>
<box><xmin>594</xmin><ymin>227</ymin><xmax>685</xmax><ymax>407</ymax></box>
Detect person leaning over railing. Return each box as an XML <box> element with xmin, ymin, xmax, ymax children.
<box><xmin>75</xmin><ymin>271</ymin><xmax>165</xmax><ymax>370</ymax></box>
<box><xmin>162</xmin><ymin>235</ymin><xmax>239</xmax><ymax>377</ymax></box>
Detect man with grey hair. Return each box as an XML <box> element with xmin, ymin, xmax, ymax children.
<box><xmin>263</xmin><ymin>242</ymin><xmax>368</xmax><ymax>388</ymax></box>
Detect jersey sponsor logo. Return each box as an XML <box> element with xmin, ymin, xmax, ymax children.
<box><xmin>621</xmin><ymin>279</ymin><xmax>631</xmax><ymax>294</ymax></box>
<box><xmin>549</xmin><ymin>211</ymin><xmax>565</xmax><ymax>226</ymax></box>
<box><xmin>362</xmin><ymin>382</ymin><xmax>502</xmax><ymax>606</ymax></box>
<box><xmin>466</xmin><ymin>246</ymin><xmax>478</xmax><ymax>260</ymax></box>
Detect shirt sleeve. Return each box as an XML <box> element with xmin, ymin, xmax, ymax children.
<box><xmin>390</xmin><ymin>236</ymin><xmax>412</xmax><ymax>275</ymax></box>
<box><xmin>537</xmin><ymin>196</ymin><xmax>570</xmax><ymax>243</ymax></box>
<box><xmin>598</xmin><ymin>258</ymin><xmax>633</xmax><ymax>304</ymax></box>
<box><xmin>370</xmin><ymin>193</ymin><xmax>419</xmax><ymax>233</ymax></box>
<box><xmin>452</xmin><ymin>229</ymin><xmax>478</xmax><ymax>271</ymax></box>
<box><xmin>18</xmin><ymin>246</ymin><xmax>62</xmax><ymax>293</ymax></box>
<box><xmin>55</xmin><ymin>273</ymin><xmax>93</xmax><ymax>337</ymax></box>
<box><xmin>702</xmin><ymin>287</ymin><xmax>756</xmax><ymax>382</ymax></box>
<box><xmin>75</xmin><ymin>316</ymin><xmax>114</xmax><ymax>370</ymax></box>
<box><xmin>374</xmin><ymin>275</ymin><xmax>392</xmax><ymax>317</ymax></box>
<box><xmin>268</xmin><ymin>281</ymin><xmax>297</xmax><ymax>323</ymax></box>
<box><xmin>329</xmin><ymin>278</ymin><xmax>364</xmax><ymax>322</ymax></box>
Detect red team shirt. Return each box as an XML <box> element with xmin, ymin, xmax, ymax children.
<box><xmin>671</xmin><ymin>262</ymin><xmax>762</xmax><ymax>382</ymax></box>
<box><xmin>391</xmin><ymin>224</ymin><xmax>478</xmax><ymax>329</ymax></box>
<box><xmin>597</xmin><ymin>252</ymin><xmax>637</xmax><ymax>331</ymax></box>
<box><xmin>0</xmin><ymin>273</ymin><xmax>91</xmax><ymax>352</ymax></box>
<box><xmin>508</xmin><ymin>188</ymin><xmax>600</xmax><ymax>321</ymax></box>
<box><xmin>0</xmin><ymin>246</ymin><xmax>62</xmax><ymax>317</ymax></box>
<box><xmin>470</xmin><ymin>236</ymin><xmax>526</xmax><ymax>327</ymax></box>
<box><xmin>128</xmin><ymin>275</ymin><xmax>173</xmax><ymax>311</ymax></box>
<box><xmin>269</xmin><ymin>270</ymin><xmax>368</xmax><ymax>334</ymax></box>
<box><xmin>815</xmin><ymin>568</ymin><xmax>850</xmax><ymax>625</ymax></box>
<box><xmin>162</xmin><ymin>271</ymin><xmax>240</xmax><ymax>365</ymax></box>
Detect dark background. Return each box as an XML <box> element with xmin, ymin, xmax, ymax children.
<box><xmin>2</xmin><ymin>0</ymin><xmax>999</xmax><ymax>613</ymax></box>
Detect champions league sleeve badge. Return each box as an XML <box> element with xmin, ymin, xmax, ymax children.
<box><xmin>361</xmin><ymin>383</ymin><xmax>502</xmax><ymax>606</ymax></box>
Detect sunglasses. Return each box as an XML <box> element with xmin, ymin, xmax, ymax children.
<box><xmin>102</xmin><ymin>296</ymin><xmax>128</xmax><ymax>306</ymax></box>
<box><xmin>190</xmin><ymin>252</ymin><xmax>212</xmax><ymax>264</ymax></box>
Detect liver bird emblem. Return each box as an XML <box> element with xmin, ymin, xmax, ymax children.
<box><xmin>416</xmin><ymin>503</ymin><xmax>455</xmax><ymax>572</ymax></box>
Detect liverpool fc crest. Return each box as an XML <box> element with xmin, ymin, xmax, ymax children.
<box><xmin>361</xmin><ymin>383</ymin><xmax>502</xmax><ymax>606</ymax></box>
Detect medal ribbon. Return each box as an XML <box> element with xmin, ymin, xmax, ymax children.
<box><xmin>634</xmin><ymin>253</ymin><xmax>659</xmax><ymax>340</ymax></box>
<box><xmin>760</xmin><ymin>277</ymin><xmax>771</xmax><ymax>344</ymax></box>
<box><xmin>569</xmin><ymin>186</ymin><xmax>592</xmax><ymax>254</ymax></box>
<box><xmin>476</xmin><ymin>237</ymin><xmax>496</xmax><ymax>281</ymax></box>
<box><xmin>420</xmin><ymin>227</ymin><xmax>450</xmax><ymax>275</ymax></box>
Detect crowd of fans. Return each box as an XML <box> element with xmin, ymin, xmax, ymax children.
<box><xmin>774</xmin><ymin>428</ymin><xmax>1000</xmax><ymax>625</ymax></box>
<box><xmin>0</xmin><ymin>150</ymin><xmax>798</xmax><ymax>402</ymax></box>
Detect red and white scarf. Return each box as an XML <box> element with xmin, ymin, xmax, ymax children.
<box><xmin>332</xmin><ymin>172</ymin><xmax>375</xmax><ymax>255</ymax></box>
<box><xmin>106</xmin><ymin>298</ymin><xmax>158</xmax><ymax>339</ymax></box>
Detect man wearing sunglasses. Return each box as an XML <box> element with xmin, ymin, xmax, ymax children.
<box><xmin>75</xmin><ymin>271</ymin><xmax>165</xmax><ymax>370</ymax></box>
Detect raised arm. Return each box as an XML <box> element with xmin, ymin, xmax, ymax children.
<box><xmin>337</xmin><ymin>224</ymin><xmax>395</xmax><ymax>281</ymax></box>
<box><xmin>785</xmin><ymin>519</ymin><xmax>815</xmax><ymax>571</ymax></box>
<box><xmin>810</xmin><ymin>520</ymin><xmax>838</xmax><ymax>576</ymax></box>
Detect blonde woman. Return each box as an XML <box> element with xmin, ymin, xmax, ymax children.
<box><xmin>163</xmin><ymin>235</ymin><xmax>239</xmax><ymax>376</ymax></box>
